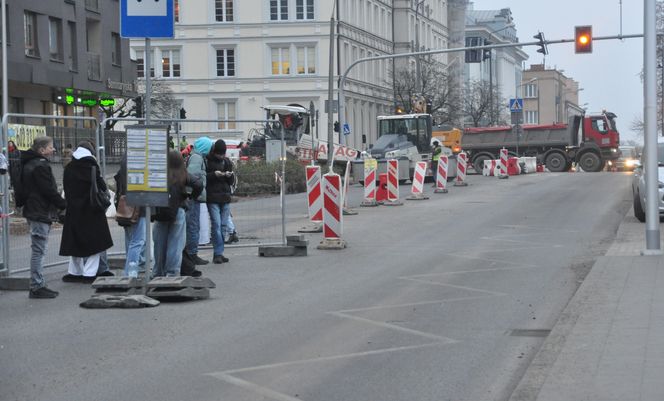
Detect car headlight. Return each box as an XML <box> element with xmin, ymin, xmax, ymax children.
<box><xmin>626</xmin><ymin>159</ymin><xmax>636</xmax><ymax>167</ymax></box>
<box><xmin>611</xmin><ymin>148</ymin><xmax>618</xmax><ymax>153</ymax></box>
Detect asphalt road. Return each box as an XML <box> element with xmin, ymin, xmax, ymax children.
<box><xmin>0</xmin><ymin>171</ymin><xmax>632</xmax><ymax>401</ymax></box>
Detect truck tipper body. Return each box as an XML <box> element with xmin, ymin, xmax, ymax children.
<box><xmin>462</xmin><ymin>112</ymin><xmax>621</xmax><ymax>172</ymax></box>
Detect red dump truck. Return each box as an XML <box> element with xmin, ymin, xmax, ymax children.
<box><xmin>462</xmin><ymin>112</ymin><xmax>621</xmax><ymax>172</ymax></box>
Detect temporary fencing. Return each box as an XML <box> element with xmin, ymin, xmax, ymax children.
<box><xmin>361</xmin><ymin>158</ymin><xmax>378</xmax><ymax>207</ymax></box>
<box><xmin>434</xmin><ymin>155</ymin><xmax>449</xmax><ymax>194</ymax></box>
<box><xmin>0</xmin><ymin>114</ymin><xmax>299</xmax><ymax>279</ymax></box>
<box><xmin>407</xmin><ymin>162</ymin><xmax>429</xmax><ymax>200</ymax></box>
<box><xmin>454</xmin><ymin>153</ymin><xmax>469</xmax><ymax>187</ymax></box>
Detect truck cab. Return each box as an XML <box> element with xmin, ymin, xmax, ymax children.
<box><xmin>581</xmin><ymin>112</ymin><xmax>621</xmax><ymax>162</ymax></box>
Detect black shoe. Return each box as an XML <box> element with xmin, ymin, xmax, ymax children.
<box><xmin>81</xmin><ymin>276</ymin><xmax>97</xmax><ymax>284</ymax></box>
<box><xmin>62</xmin><ymin>274</ymin><xmax>84</xmax><ymax>283</ymax></box>
<box><xmin>225</xmin><ymin>232</ymin><xmax>239</xmax><ymax>244</ymax></box>
<box><xmin>192</xmin><ymin>254</ymin><xmax>209</xmax><ymax>265</ymax></box>
<box><xmin>29</xmin><ymin>287</ymin><xmax>59</xmax><ymax>299</ymax></box>
<box><xmin>191</xmin><ymin>269</ymin><xmax>202</xmax><ymax>277</ymax></box>
<box><xmin>213</xmin><ymin>255</ymin><xmax>229</xmax><ymax>264</ymax></box>
<box><xmin>97</xmin><ymin>271</ymin><xmax>114</xmax><ymax>277</ymax></box>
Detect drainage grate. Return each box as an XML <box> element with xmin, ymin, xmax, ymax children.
<box><xmin>510</xmin><ymin>329</ymin><xmax>551</xmax><ymax>338</ymax></box>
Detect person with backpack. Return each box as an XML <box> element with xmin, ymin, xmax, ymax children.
<box><xmin>19</xmin><ymin>136</ymin><xmax>66</xmax><ymax>299</ymax></box>
<box><xmin>206</xmin><ymin>139</ymin><xmax>234</xmax><ymax>264</ymax></box>
<box><xmin>185</xmin><ymin>136</ymin><xmax>213</xmax><ymax>265</ymax></box>
<box><xmin>152</xmin><ymin>151</ymin><xmax>203</xmax><ymax>277</ymax></box>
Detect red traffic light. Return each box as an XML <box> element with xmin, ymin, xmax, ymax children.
<box><xmin>575</xmin><ymin>25</ymin><xmax>593</xmax><ymax>54</ymax></box>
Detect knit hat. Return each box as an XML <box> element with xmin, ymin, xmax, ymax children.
<box><xmin>193</xmin><ymin>136</ymin><xmax>213</xmax><ymax>156</ymax></box>
<box><xmin>213</xmin><ymin>139</ymin><xmax>227</xmax><ymax>155</ymax></box>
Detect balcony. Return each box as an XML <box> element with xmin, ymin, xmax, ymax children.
<box><xmin>87</xmin><ymin>53</ymin><xmax>101</xmax><ymax>81</ymax></box>
<box><xmin>85</xmin><ymin>0</ymin><xmax>100</xmax><ymax>12</ymax></box>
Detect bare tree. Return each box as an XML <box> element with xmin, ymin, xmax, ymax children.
<box><xmin>463</xmin><ymin>79</ymin><xmax>505</xmax><ymax>127</ymax></box>
<box><xmin>390</xmin><ymin>59</ymin><xmax>462</xmax><ymax>126</ymax></box>
<box><xmin>100</xmin><ymin>79</ymin><xmax>179</xmax><ymax>129</ymax></box>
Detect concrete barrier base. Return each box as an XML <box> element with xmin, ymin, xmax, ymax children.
<box><xmin>298</xmin><ymin>222</ymin><xmax>323</xmax><ymax>233</ymax></box>
<box><xmin>317</xmin><ymin>238</ymin><xmax>347</xmax><ymax>250</ymax></box>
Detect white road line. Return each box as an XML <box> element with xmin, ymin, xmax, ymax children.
<box><xmin>406</xmin><ymin>265</ymin><xmax>535</xmax><ymax>277</ymax></box>
<box><xmin>328</xmin><ymin>311</ymin><xmax>458</xmax><ymax>343</ymax></box>
<box><xmin>212</xmin><ymin>342</ymin><xmax>448</xmax><ymax>375</ymax></box>
<box><xmin>496</xmin><ymin>224</ymin><xmax>581</xmax><ymax>233</ymax></box>
<box><xmin>442</xmin><ymin>253</ymin><xmax>539</xmax><ymax>268</ymax></box>
<box><xmin>399</xmin><ymin>277</ymin><xmax>506</xmax><ymax>297</ymax></box>
<box><xmin>208</xmin><ymin>373</ymin><xmax>302</xmax><ymax>401</ymax></box>
<box><xmin>333</xmin><ymin>295</ymin><xmax>495</xmax><ymax>313</ymax></box>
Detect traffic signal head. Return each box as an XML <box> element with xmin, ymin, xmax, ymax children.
<box><xmin>575</xmin><ymin>25</ymin><xmax>593</xmax><ymax>54</ymax></box>
<box><xmin>533</xmin><ymin>32</ymin><xmax>548</xmax><ymax>55</ymax></box>
<box><xmin>333</xmin><ymin>121</ymin><xmax>340</xmax><ymax>132</ymax></box>
<box><xmin>179</xmin><ymin>107</ymin><xmax>187</xmax><ymax>119</ymax></box>
<box><xmin>133</xmin><ymin>96</ymin><xmax>143</xmax><ymax>118</ymax></box>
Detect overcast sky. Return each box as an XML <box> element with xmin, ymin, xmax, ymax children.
<box><xmin>469</xmin><ymin>0</ymin><xmax>644</xmax><ymax>143</ymax></box>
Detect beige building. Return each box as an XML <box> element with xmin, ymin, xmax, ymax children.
<box><xmin>130</xmin><ymin>0</ymin><xmax>457</xmax><ymax>150</ymax></box>
<box><xmin>522</xmin><ymin>64</ymin><xmax>584</xmax><ymax>125</ymax></box>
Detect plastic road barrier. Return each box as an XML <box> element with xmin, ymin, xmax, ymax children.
<box><xmin>454</xmin><ymin>153</ymin><xmax>469</xmax><ymax>187</ymax></box>
<box><xmin>435</xmin><ymin>155</ymin><xmax>449</xmax><ymax>193</ymax></box>
<box><xmin>498</xmin><ymin>148</ymin><xmax>509</xmax><ymax>179</ymax></box>
<box><xmin>322</xmin><ymin>173</ymin><xmax>343</xmax><ymax>240</ymax></box>
<box><xmin>361</xmin><ymin>158</ymin><xmax>378</xmax><ymax>207</ymax></box>
<box><xmin>407</xmin><ymin>162</ymin><xmax>429</xmax><ymax>200</ymax></box>
<box><xmin>385</xmin><ymin>159</ymin><xmax>403</xmax><ymax>205</ymax></box>
<box><xmin>305</xmin><ymin>165</ymin><xmax>323</xmax><ymax>222</ymax></box>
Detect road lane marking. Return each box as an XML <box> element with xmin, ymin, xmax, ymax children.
<box><xmin>333</xmin><ymin>295</ymin><xmax>496</xmax><ymax>313</ymax></box>
<box><xmin>209</xmin><ymin>373</ymin><xmax>302</xmax><ymax>401</ymax></box>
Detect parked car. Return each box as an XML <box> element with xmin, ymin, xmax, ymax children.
<box><xmin>616</xmin><ymin>146</ymin><xmax>639</xmax><ymax>171</ymax></box>
<box><xmin>632</xmin><ymin>142</ymin><xmax>664</xmax><ymax>222</ymax></box>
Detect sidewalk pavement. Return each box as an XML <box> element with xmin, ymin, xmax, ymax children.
<box><xmin>509</xmin><ymin>210</ymin><xmax>664</xmax><ymax>401</ymax></box>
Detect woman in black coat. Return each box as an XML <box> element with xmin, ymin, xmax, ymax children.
<box><xmin>60</xmin><ymin>141</ymin><xmax>113</xmax><ymax>282</ymax></box>
<box><xmin>206</xmin><ymin>139</ymin><xmax>234</xmax><ymax>264</ymax></box>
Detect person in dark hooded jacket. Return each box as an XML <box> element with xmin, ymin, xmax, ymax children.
<box><xmin>206</xmin><ymin>139</ymin><xmax>233</xmax><ymax>264</ymax></box>
<box><xmin>21</xmin><ymin>136</ymin><xmax>66</xmax><ymax>298</ymax></box>
<box><xmin>59</xmin><ymin>141</ymin><xmax>113</xmax><ymax>283</ymax></box>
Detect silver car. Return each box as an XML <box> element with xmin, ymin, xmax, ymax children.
<box><xmin>632</xmin><ymin>142</ymin><xmax>664</xmax><ymax>222</ymax></box>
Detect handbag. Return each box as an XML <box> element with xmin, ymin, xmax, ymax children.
<box><xmin>115</xmin><ymin>194</ymin><xmax>139</xmax><ymax>226</ymax></box>
<box><xmin>90</xmin><ymin>165</ymin><xmax>111</xmax><ymax>212</ymax></box>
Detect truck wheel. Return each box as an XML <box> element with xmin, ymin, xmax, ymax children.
<box><xmin>634</xmin><ymin>191</ymin><xmax>646</xmax><ymax>222</ymax></box>
<box><xmin>578</xmin><ymin>152</ymin><xmax>602</xmax><ymax>172</ymax></box>
<box><xmin>545</xmin><ymin>152</ymin><xmax>567</xmax><ymax>172</ymax></box>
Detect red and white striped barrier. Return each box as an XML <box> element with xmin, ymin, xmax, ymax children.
<box><xmin>361</xmin><ymin>158</ymin><xmax>378</xmax><ymax>207</ymax></box>
<box><xmin>435</xmin><ymin>155</ymin><xmax>449</xmax><ymax>193</ymax></box>
<box><xmin>407</xmin><ymin>162</ymin><xmax>429</xmax><ymax>200</ymax></box>
<box><xmin>317</xmin><ymin>173</ymin><xmax>347</xmax><ymax>249</ymax></box>
<box><xmin>385</xmin><ymin>159</ymin><xmax>403</xmax><ymax>205</ymax></box>
<box><xmin>454</xmin><ymin>153</ymin><xmax>468</xmax><ymax>187</ymax></box>
<box><xmin>497</xmin><ymin>148</ymin><xmax>509</xmax><ymax>179</ymax></box>
<box><xmin>305</xmin><ymin>165</ymin><xmax>323</xmax><ymax>222</ymax></box>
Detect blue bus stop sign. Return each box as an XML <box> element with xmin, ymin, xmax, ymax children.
<box><xmin>121</xmin><ymin>0</ymin><xmax>174</xmax><ymax>38</ymax></box>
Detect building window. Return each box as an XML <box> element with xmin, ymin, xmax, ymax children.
<box><xmin>217</xmin><ymin>101</ymin><xmax>236</xmax><ymax>130</ymax></box>
<box><xmin>525</xmin><ymin>110</ymin><xmax>539</xmax><ymax>124</ymax></box>
<box><xmin>68</xmin><ymin>21</ymin><xmax>77</xmax><ymax>70</ymax></box>
<box><xmin>270</xmin><ymin>0</ymin><xmax>288</xmax><ymax>21</ymax></box>
<box><xmin>524</xmin><ymin>84</ymin><xmax>538</xmax><ymax>98</ymax></box>
<box><xmin>24</xmin><ymin>11</ymin><xmax>39</xmax><ymax>57</ymax></box>
<box><xmin>296</xmin><ymin>45</ymin><xmax>315</xmax><ymax>74</ymax></box>
<box><xmin>174</xmin><ymin>0</ymin><xmax>180</xmax><ymax>22</ymax></box>
<box><xmin>136</xmin><ymin>50</ymin><xmax>155</xmax><ymax>78</ymax></box>
<box><xmin>49</xmin><ymin>17</ymin><xmax>63</xmax><ymax>61</ymax></box>
<box><xmin>216</xmin><ymin>48</ymin><xmax>235</xmax><ymax>77</ymax></box>
<box><xmin>271</xmin><ymin>46</ymin><xmax>290</xmax><ymax>75</ymax></box>
<box><xmin>161</xmin><ymin>49</ymin><xmax>181</xmax><ymax>78</ymax></box>
<box><xmin>111</xmin><ymin>32</ymin><xmax>121</xmax><ymax>65</ymax></box>
<box><xmin>215</xmin><ymin>0</ymin><xmax>234</xmax><ymax>22</ymax></box>
<box><xmin>296</xmin><ymin>0</ymin><xmax>314</xmax><ymax>20</ymax></box>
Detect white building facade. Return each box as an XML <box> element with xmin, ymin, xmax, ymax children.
<box><xmin>130</xmin><ymin>0</ymin><xmax>455</xmax><ymax>150</ymax></box>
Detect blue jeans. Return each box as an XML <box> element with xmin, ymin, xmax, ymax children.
<box><xmin>185</xmin><ymin>202</ymin><xmax>201</xmax><ymax>255</ymax></box>
<box><xmin>223</xmin><ymin>207</ymin><xmax>235</xmax><ymax>237</ymax></box>
<box><xmin>123</xmin><ymin>216</ymin><xmax>146</xmax><ymax>276</ymax></box>
<box><xmin>152</xmin><ymin>208</ymin><xmax>186</xmax><ymax>277</ymax></box>
<box><xmin>208</xmin><ymin>202</ymin><xmax>229</xmax><ymax>256</ymax></box>
<box><xmin>28</xmin><ymin>220</ymin><xmax>50</xmax><ymax>290</ymax></box>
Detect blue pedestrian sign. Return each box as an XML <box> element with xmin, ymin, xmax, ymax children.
<box><xmin>343</xmin><ymin>123</ymin><xmax>351</xmax><ymax>136</ymax></box>
<box><xmin>121</xmin><ymin>0</ymin><xmax>174</xmax><ymax>38</ymax></box>
<box><xmin>509</xmin><ymin>98</ymin><xmax>524</xmax><ymax>113</ymax></box>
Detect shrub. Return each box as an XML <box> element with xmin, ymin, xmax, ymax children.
<box><xmin>235</xmin><ymin>159</ymin><xmax>307</xmax><ymax>196</ymax></box>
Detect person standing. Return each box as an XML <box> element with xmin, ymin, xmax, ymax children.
<box><xmin>7</xmin><ymin>140</ymin><xmax>20</xmax><ymax>189</ymax></box>
<box><xmin>61</xmin><ymin>143</ymin><xmax>73</xmax><ymax>168</ymax></box>
<box><xmin>185</xmin><ymin>136</ymin><xmax>213</xmax><ymax>265</ymax></box>
<box><xmin>431</xmin><ymin>140</ymin><xmax>442</xmax><ymax>185</ymax></box>
<box><xmin>206</xmin><ymin>139</ymin><xmax>233</xmax><ymax>264</ymax></box>
<box><xmin>152</xmin><ymin>151</ymin><xmax>202</xmax><ymax>277</ymax></box>
<box><xmin>59</xmin><ymin>141</ymin><xmax>113</xmax><ymax>283</ymax></box>
<box><xmin>21</xmin><ymin>136</ymin><xmax>67</xmax><ymax>298</ymax></box>
<box><xmin>179</xmin><ymin>135</ymin><xmax>188</xmax><ymax>151</ymax></box>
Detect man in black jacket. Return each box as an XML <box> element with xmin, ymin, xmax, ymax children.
<box><xmin>21</xmin><ymin>136</ymin><xmax>66</xmax><ymax>299</ymax></box>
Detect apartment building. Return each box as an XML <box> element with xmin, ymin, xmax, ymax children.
<box><xmin>131</xmin><ymin>0</ymin><xmax>455</xmax><ymax>150</ymax></box>
<box><xmin>2</xmin><ymin>0</ymin><xmax>136</xmax><ymax>120</ymax></box>
<box><xmin>523</xmin><ymin>64</ymin><xmax>583</xmax><ymax>125</ymax></box>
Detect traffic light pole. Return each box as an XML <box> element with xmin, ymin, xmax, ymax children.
<box><xmin>643</xmin><ymin>0</ymin><xmax>661</xmax><ymax>254</ymax></box>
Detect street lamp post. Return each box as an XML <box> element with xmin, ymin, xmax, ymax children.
<box><xmin>326</xmin><ymin>0</ymin><xmax>338</xmax><ymax>170</ymax></box>
<box><xmin>414</xmin><ymin>0</ymin><xmax>425</xmax><ymax>95</ymax></box>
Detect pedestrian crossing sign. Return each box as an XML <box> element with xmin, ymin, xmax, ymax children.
<box><xmin>509</xmin><ymin>98</ymin><xmax>523</xmax><ymax>113</ymax></box>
